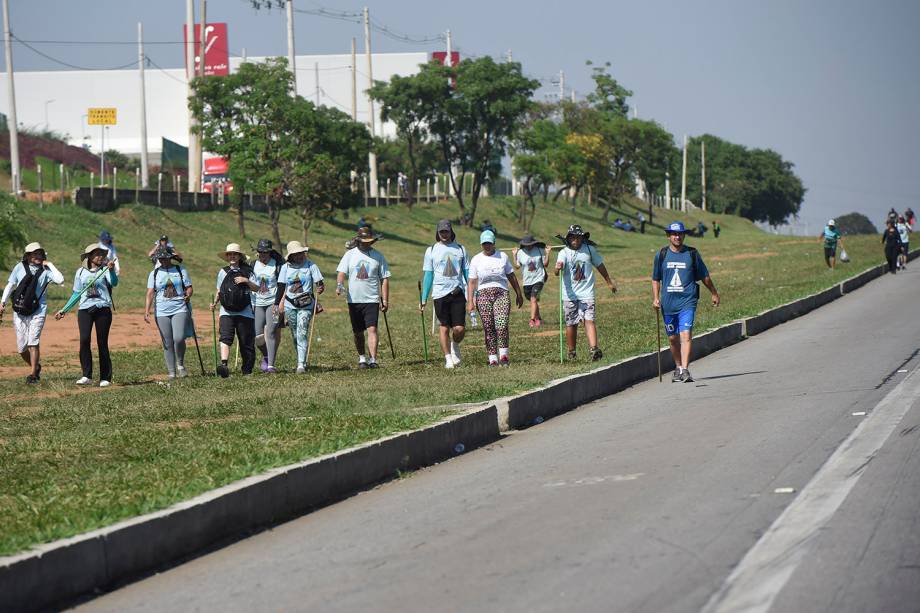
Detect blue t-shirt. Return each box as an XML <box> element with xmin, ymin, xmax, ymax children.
<box><xmin>147</xmin><ymin>265</ymin><xmax>192</xmax><ymax>318</ymax></box>
<box><xmin>215</xmin><ymin>266</ymin><xmax>256</xmax><ymax>319</ymax></box>
<box><xmin>516</xmin><ymin>247</ymin><xmax>546</xmax><ymax>286</ymax></box>
<box><xmin>251</xmin><ymin>258</ymin><xmax>282</xmax><ymax>307</ymax></box>
<box><xmin>556</xmin><ymin>244</ymin><xmax>604</xmax><ymax>301</ymax></box>
<box><xmin>823</xmin><ymin>227</ymin><xmax>841</xmax><ymax>249</ymax></box>
<box><xmin>423</xmin><ymin>242</ymin><xmax>468</xmax><ymax>300</ymax></box>
<box><xmin>336</xmin><ymin>247</ymin><xmax>391</xmax><ymax>304</ymax></box>
<box><xmin>652</xmin><ymin>247</ymin><xmax>709</xmax><ymax>314</ymax></box>
<box><xmin>279</xmin><ymin>260</ymin><xmax>323</xmax><ymax>310</ymax></box>
<box><xmin>74</xmin><ymin>267</ymin><xmax>118</xmax><ymax>310</ymax></box>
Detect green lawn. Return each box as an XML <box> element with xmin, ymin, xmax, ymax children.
<box><xmin>0</xmin><ymin>196</ymin><xmax>886</xmax><ymax>556</ymax></box>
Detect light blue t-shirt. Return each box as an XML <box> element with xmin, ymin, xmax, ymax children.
<box><xmin>147</xmin><ymin>265</ymin><xmax>192</xmax><ymax>318</ymax></box>
<box><xmin>556</xmin><ymin>244</ymin><xmax>603</xmax><ymax>301</ymax></box>
<box><xmin>279</xmin><ymin>260</ymin><xmax>323</xmax><ymax>310</ymax></box>
<box><xmin>823</xmin><ymin>227</ymin><xmax>841</xmax><ymax>249</ymax></box>
<box><xmin>3</xmin><ymin>262</ymin><xmax>64</xmax><ymax>315</ymax></box>
<box><xmin>251</xmin><ymin>258</ymin><xmax>282</xmax><ymax>307</ymax></box>
<box><xmin>652</xmin><ymin>246</ymin><xmax>710</xmax><ymax>314</ymax></box>
<box><xmin>336</xmin><ymin>247</ymin><xmax>391</xmax><ymax>304</ymax></box>
<box><xmin>423</xmin><ymin>242</ymin><xmax>468</xmax><ymax>300</ymax></box>
<box><xmin>515</xmin><ymin>247</ymin><xmax>546</xmax><ymax>287</ymax></box>
<box><xmin>75</xmin><ymin>267</ymin><xmax>118</xmax><ymax>310</ymax></box>
<box><xmin>215</xmin><ymin>266</ymin><xmax>256</xmax><ymax>319</ymax></box>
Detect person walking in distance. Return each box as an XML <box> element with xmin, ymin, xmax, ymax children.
<box><xmin>512</xmin><ymin>233</ymin><xmax>550</xmax><ymax>328</ymax></box>
<box><xmin>55</xmin><ymin>243</ymin><xmax>119</xmax><ymax>387</ymax></box>
<box><xmin>252</xmin><ymin>239</ymin><xmax>284</xmax><ymax>373</ymax></box>
<box><xmin>277</xmin><ymin>241</ymin><xmax>324</xmax><ymax>373</ymax></box>
<box><xmin>0</xmin><ymin>242</ymin><xmax>64</xmax><ymax>384</ymax></box>
<box><xmin>652</xmin><ymin>221</ymin><xmax>721</xmax><ymax>383</ymax></box>
<box><xmin>210</xmin><ymin>243</ymin><xmax>259</xmax><ymax>377</ymax></box>
<box><xmin>554</xmin><ymin>225</ymin><xmax>617</xmax><ymax>361</ymax></box>
<box><xmin>420</xmin><ymin>219</ymin><xmax>469</xmax><ymax>369</ymax></box>
<box><xmin>895</xmin><ymin>215</ymin><xmax>910</xmax><ymax>270</ymax></box>
<box><xmin>821</xmin><ymin>219</ymin><xmax>843</xmax><ymax>270</ymax></box>
<box><xmin>468</xmin><ymin>230</ymin><xmax>524</xmax><ymax>366</ymax></box>
<box><xmin>882</xmin><ymin>221</ymin><xmax>903</xmax><ymax>274</ymax></box>
<box><xmin>144</xmin><ymin>247</ymin><xmax>193</xmax><ymax>379</ymax></box>
<box><xmin>336</xmin><ymin>227</ymin><xmax>391</xmax><ymax>369</ymax></box>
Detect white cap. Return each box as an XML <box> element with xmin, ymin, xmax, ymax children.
<box><xmin>24</xmin><ymin>242</ymin><xmax>43</xmax><ymax>253</ymax></box>
<box><xmin>827</xmin><ymin>219</ymin><xmax>835</xmax><ymax>226</ymax></box>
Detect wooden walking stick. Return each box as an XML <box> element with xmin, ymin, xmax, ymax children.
<box><xmin>418</xmin><ymin>280</ymin><xmax>429</xmax><ymax>362</ymax></box>
<box><xmin>655</xmin><ymin>306</ymin><xmax>662</xmax><ymax>382</ymax></box>
<box><xmin>304</xmin><ymin>295</ymin><xmax>320</xmax><ymax>368</ymax></box>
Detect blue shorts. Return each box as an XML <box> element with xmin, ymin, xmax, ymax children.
<box><xmin>663</xmin><ymin>309</ymin><xmax>695</xmax><ymax>336</ymax></box>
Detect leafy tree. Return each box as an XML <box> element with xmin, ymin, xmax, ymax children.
<box><xmin>512</xmin><ymin>119</ymin><xmax>563</xmax><ymax>229</ymax></box>
<box><xmin>373</xmin><ymin>136</ymin><xmax>445</xmax><ymax>191</ymax></box>
<box><xmin>834</xmin><ymin>212</ymin><xmax>878</xmax><ymax>235</ymax></box>
<box><xmin>414</xmin><ymin>56</ymin><xmax>539</xmax><ymax>226</ymax></box>
<box><xmin>0</xmin><ymin>193</ymin><xmax>26</xmax><ymax>268</ymax></box>
<box><xmin>584</xmin><ymin>61</ymin><xmax>632</xmax><ymax>118</ymax></box>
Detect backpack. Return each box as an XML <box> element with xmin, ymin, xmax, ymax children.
<box><xmin>219</xmin><ymin>265</ymin><xmax>252</xmax><ymax>312</ymax></box>
<box><xmin>11</xmin><ymin>261</ymin><xmax>49</xmax><ymax>316</ymax></box>
<box><xmin>657</xmin><ymin>246</ymin><xmax>700</xmax><ymax>298</ymax></box>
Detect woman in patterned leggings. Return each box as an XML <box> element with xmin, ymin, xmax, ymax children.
<box><xmin>467</xmin><ymin>230</ymin><xmax>524</xmax><ymax>366</ymax></box>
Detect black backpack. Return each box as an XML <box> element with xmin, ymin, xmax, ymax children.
<box><xmin>219</xmin><ymin>265</ymin><xmax>252</xmax><ymax>312</ymax></box>
<box><xmin>11</xmin><ymin>261</ymin><xmax>49</xmax><ymax>316</ymax></box>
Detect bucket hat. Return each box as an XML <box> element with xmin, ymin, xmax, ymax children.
<box><xmin>354</xmin><ymin>226</ymin><xmax>383</xmax><ymax>245</ymax></box>
<box><xmin>218</xmin><ymin>243</ymin><xmax>248</xmax><ymax>262</ymax></box>
<box><xmin>285</xmin><ymin>240</ymin><xmax>309</xmax><ymax>260</ymax></box>
<box><xmin>81</xmin><ymin>243</ymin><xmax>109</xmax><ymax>260</ymax></box>
<box><xmin>518</xmin><ymin>233</ymin><xmax>545</xmax><ymax>249</ymax></box>
<box><xmin>666</xmin><ymin>221</ymin><xmax>688</xmax><ymax>234</ymax></box>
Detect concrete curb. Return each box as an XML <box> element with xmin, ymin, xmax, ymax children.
<box><xmin>0</xmin><ymin>406</ymin><xmax>500</xmax><ymax>613</ymax></box>
<box><xmin>2</xmin><ymin>252</ymin><xmax>912</xmax><ymax>612</ymax></box>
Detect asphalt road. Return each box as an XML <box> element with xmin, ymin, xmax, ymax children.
<box><xmin>77</xmin><ymin>267</ymin><xmax>920</xmax><ymax>613</ymax></box>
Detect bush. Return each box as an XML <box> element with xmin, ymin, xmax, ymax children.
<box><xmin>0</xmin><ymin>193</ymin><xmax>27</xmax><ymax>267</ymax></box>
<box><xmin>834</xmin><ymin>212</ymin><xmax>878</xmax><ymax>235</ymax></box>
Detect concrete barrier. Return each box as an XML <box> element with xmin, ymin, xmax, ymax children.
<box><xmin>840</xmin><ymin>264</ymin><xmax>886</xmax><ymax>294</ymax></box>
<box><xmin>0</xmin><ymin>407</ymin><xmax>499</xmax><ymax>613</ymax></box>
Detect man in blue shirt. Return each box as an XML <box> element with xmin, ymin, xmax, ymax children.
<box><xmin>420</xmin><ymin>219</ymin><xmax>469</xmax><ymax>369</ymax></box>
<box><xmin>652</xmin><ymin>222</ymin><xmax>721</xmax><ymax>383</ymax></box>
<box><xmin>821</xmin><ymin>219</ymin><xmax>843</xmax><ymax>269</ymax></box>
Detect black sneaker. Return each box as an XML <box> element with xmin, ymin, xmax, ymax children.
<box><xmin>672</xmin><ymin>368</ymin><xmax>682</xmax><ymax>383</ymax></box>
<box><xmin>216</xmin><ymin>364</ymin><xmax>230</xmax><ymax>378</ymax></box>
<box><xmin>35</xmin><ymin>363</ymin><xmax>42</xmax><ymax>381</ymax></box>
<box><xmin>25</xmin><ymin>374</ymin><xmax>38</xmax><ymax>385</ymax></box>
<box><xmin>368</xmin><ymin>362</ymin><xmax>379</xmax><ymax>369</ymax></box>
<box><xmin>567</xmin><ymin>350</ymin><xmax>577</xmax><ymax>361</ymax></box>
<box><xmin>680</xmin><ymin>369</ymin><xmax>694</xmax><ymax>383</ymax></box>
<box><xmin>590</xmin><ymin>346</ymin><xmax>603</xmax><ymax>361</ymax></box>
<box><xmin>358</xmin><ymin>362</ymin><xmax>369</xmax><ymax>369</ymax></box>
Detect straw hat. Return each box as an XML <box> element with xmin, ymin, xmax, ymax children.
<box><xmin>218</xmin><ymin>243</ymin><xmax>247</xmax><ymax>262</ymax></box>
<box><xmin>285</xmin><ymin>240</ymin><xmax>309</xmax><ymax>260</ymax></box>
<box><xmin>81</xmin><ymin>243</ymin><xmax>109</xmax><ymax>260</ymax></box>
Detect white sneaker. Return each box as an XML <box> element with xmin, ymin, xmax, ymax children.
<box><xmin>166</xmin><ymin>373</ymin><xmax>176</xmax><ymax>380</ymax></box>
<box><xmin>444</xmin><ymin>356</ymin><xmax>455</xmax><ymax>369</ymax></box>
<box><xmin>177</xmin><ymin>366</ymin><xmax>188</xmax><ymax>378</ymax></box>
<box><xmin>75</xmin><ymin>376</ymin><xmax>92</xmax><ymax>385</ymax></box>
<box><xmin>296</xmin><ymin>365</ymin><xmax>306</xmax><ymax>374</ymax></box>
<box><xmin>450</xmin><ymin>341</ymin><xmax>461</xmax><ymax>365</ymax></box>
<box><xmin>99</xmin><ymin>380</ymin><xmax>111</xmax><ymax>388</ymax></box>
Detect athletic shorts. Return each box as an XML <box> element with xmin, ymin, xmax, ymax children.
<box><xmin>523</xmin><ymin>282</ymin><xmax>544</xmax><ymax>301</ymax></box>
<box><xmin>433</xmin><ymin>290</ymin><xmax>467</xmax><ymax>328</ymax></box>
<box><xmin>824</xmin><ymin>246</ymin><xmax>836</xmax><ymax>260</ymax></box>
<box><xmin>13</xmin><ymin>311</ymin><xmax>46</xmax><ymax>353</ymax></box>
<box><xmin>901</xmin><ymin>243</ymin><xmax>909</xmax><ymax>255</ymax></box>
<box><xmin>663</xmin><ymin>309</ymin><xmax>695</xmax><ymax>336</ymax></box>
<box><xmin>348</xmin><ymin>302</ymin><xmax>380</xmax><ymax>333</ymax></box>
<box><xmin>563</xmin><ymin>299</ymin><xmax>595</xmax><ymax>327</ymax></box>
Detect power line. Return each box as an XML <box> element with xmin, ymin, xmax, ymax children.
<box><xmin>12</xmin><ymin>34</ymin><xmax>137</xmax><ymax>71</ymax></box>
<box><xmin>144</xmin><ymin>56</ymin><xmax>188</xmax><ymax>85</ymax></box>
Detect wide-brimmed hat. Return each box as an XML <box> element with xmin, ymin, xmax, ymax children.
<box><xmin>354</xmin><ymin>226</ymin><xmax>383</xmax><ymax>245</ymax></box>
<box><xmin>153</xmin><ymin>246</ymin><xmax>178</xmax><ymax>261</ymax></box>
<box><xmin>666</xmin><ymin>221</ymin><xmax>688</xmax><ymax>234</ymax></box>
<box><xmin>23</xmin><ymin>242</ymin><xmax>44</xmax><ymax>255</ymax></box>
<box><xmin>519</xmin><ymin>233</ymin><xmax>545</xmax><ymax>249</ymax></box>
<box><xmin>565</xmin><ymin>224</ymin><xmax>591</xmax><ymax>240</ymax></box>
<box><xmin>435</xmin><ymin>219</ymin><xmax>456</xmax><ymax>243</ymax></box>
<box><xmin>256</xmin><ymin>238</ymin><xmax>273</xmax><ymax>252</ymax></box>
<box><xmin>285</xmin><ymin>240</ymin><xmax>309</xmax><ymax>260</ymax></box>
<box><xmin>218</xmin><ymin>243</ymin><xmax>247</xmax><ymax>261</ymax></box>
<box><xmin>81</xmin><ymin>243</ymin><xmax>109</xmax><ymax>260</ymax></box>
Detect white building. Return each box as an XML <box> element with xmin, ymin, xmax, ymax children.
<box><xmin>0</xmin><ymin>52</ymin><xmax>429</xmax><ymax>157</ymax></box>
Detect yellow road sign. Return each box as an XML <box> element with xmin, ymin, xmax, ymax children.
<box><xmin>87</xmin><ymin>108</ymin><xmax>117</xmax><ymax>125</ymax></box>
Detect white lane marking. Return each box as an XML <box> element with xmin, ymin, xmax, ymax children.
<box><xmin>702</xmin><ymin>365</ymin><xmax>920</xmax><ymax>613</ymax></box>
<box><xmin>542</xmin><ymin>473</ymin><xmax>644</xmax><ymax>488</ymax></box>
<box><xmin>772</xmin><ymin>488</ymin><xmax>795</xmax><ymax>494</ymax></box>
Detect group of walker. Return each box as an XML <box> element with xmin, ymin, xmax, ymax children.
<box><xmin>0</xmin><ymin>219</ymin><xmax>720</xmax><ymax>385</ymax></box>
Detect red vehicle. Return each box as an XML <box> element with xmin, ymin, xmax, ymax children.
<box><xmin>202</xmin><ymin>156</ymin><xmax>233</xmax><ymax>194</ymax></box>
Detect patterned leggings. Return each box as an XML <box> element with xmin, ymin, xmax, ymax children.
<box><xmin>476</xmin><ymin>287</ymin><xmax>510</xmax><ymax>356</ymax></box>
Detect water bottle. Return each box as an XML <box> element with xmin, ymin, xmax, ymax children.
<box><xmin>469</xmin><ymin>311</ymin><xmax>478</xmax><ymax>328</ymax></box>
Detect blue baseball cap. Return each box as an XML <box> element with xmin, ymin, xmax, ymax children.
<box><xmin>666</xmin><ymin>221</ymin><xmax>687</xmax><ymax>234</ymax></box>
<box><xmin>480</xmin><ymin>230</ymin><xmax>496</xmax><ymax>244</ymax></box>
<box><xmin>98</xmin><ymin>230</ymin><xmax>112</xmax><ymax>241</ymax></box>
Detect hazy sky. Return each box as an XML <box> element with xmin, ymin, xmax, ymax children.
<box><xmin>6</xmin><ymin>0</ymin><xmax>920</xmax><ymax>229</ymax></box>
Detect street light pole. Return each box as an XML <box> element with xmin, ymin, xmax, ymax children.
<box><xmin>44</xmin><ymin>99</ymin><xmax>54</xmax><ymax>131</ymax></box>
<box><xmin>2</xmin><ymin>0</ymin><xmax>20</xmax><ymax>195</ymax></box>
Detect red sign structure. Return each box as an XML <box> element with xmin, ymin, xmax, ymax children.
<box><xmin>183</xmin><ymin>23</ymin><xmax>230</xmax><ymax>76</ymax></box>
<box><xmin>431</xmin><ymin>51</ymin><xmax>460</xmax><ymax>68</ymax></box>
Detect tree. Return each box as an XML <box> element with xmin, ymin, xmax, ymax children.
<box><xmin>414</xmin><ymin>56</ymin><xmax>539</xmax><ymax>226</ymax></box>
<box><xmin>373</xmin><ymin>136</ymin><xmax>445</xmax><ymax>192</ymax></box>
<box><xmin>834</xmin><ymin>212</ymin><xmax>878</xmax><ymax>235</ymax></box>
<box><xmin>512</xmin><ymin>119</ymin><xmax>563</xmax><ymax>230</ymax></box>
<box><xmin>0</xmin><ymin>194</ymin><xmax>26</xmax><ymax>268</ymax></box>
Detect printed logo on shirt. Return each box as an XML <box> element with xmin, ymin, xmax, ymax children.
<box><xmin>356</xmin><ymin>262</ymin><xmax>369</xmax><ymax>280</ymax></box>
<box><xmin>163</xmin><ymin>277</ymin><xmax>178</xmax><ymax>299</ymax></box>
<box><xmin>527</xmin><ymin>261</ymin><xmax>536</xmax><ymax>272</ymax></box>
<box><xmin>86</xmin><ymin>279</ymin><xmax>100</xmax><ymax>299</ymax></box>
<box><xmin>442</xmin><ymin>257</ymin><xmax>458</xmax><ymax>278</ymax></box>
<box><xmin>289</xmin><ymin>276</ymin><xmax>304</xmax><ymax>294</ymax></box>
<box><xmin>258</xmin><ymin>275</ymin><xmax>270</xmax><ymax>294</ymax></box>
<box><xmin>667</xmin><ymin>269</ymin><xmax>684</xmax><ymax>293</ymax></box>
<box><xmin>573</xmin><ymin>262</ymin><xmax>586</xmax><ymax>281</ymax></box>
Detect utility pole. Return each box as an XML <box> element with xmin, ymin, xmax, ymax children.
<box><xmin>185</xmin><ymin>0</ymin><xmax>199</xmax><ymax>193</ymax></box>
<box><xmin>445</xmin><ymin>29</ymin><xmax>455</xmax><ymax>197</ymax></box>
<box><xmin>314</xmin><ymin>62</ymin><xmax>320</xmax><ymax>105</ymax></box>
<box><xmin>680</xmin><ymin>134</ymin><xmax>688</xmax><ymax>212</ymax></box>
<box><xmin>2</xmin><ymin>0</ymin><xmax>20</xmax><ymax>195</ymax></box>
<box><xmin>665</xmin><ymin>170</ymin><xmax>671</xmax><ymax>210</ymax></box>
<box><xmin>350</xmin><ymin>37</ymin><xmax>357</xmax><ymax>120</ymax></box>
<box><xmin>701</xmin><ymin>139</ymin><xmax>707</xmax><ymax>212</ymax></box>
<box><xmin>363</xmin><ymin>6</ymin><xmax>378</xmax><ymax>197</ymax></box>
<box><xmin>138</xmin><ymin>22</ymin><xmax>149</xmax><ymax>188</ymax></box>
<box><xmin>506</xmin><ymin>49</ymin><xmax>512</xmax><ymax>63</ymax></box>
<box><xmin>559</xmin><ymin>70</ymin><xmax>565</xmax><ymax>101</ymax></box>
<box><xmin>286</xmin><ymin>0</ymin><xmax>297</xmax><ymax>91</ymax></box>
